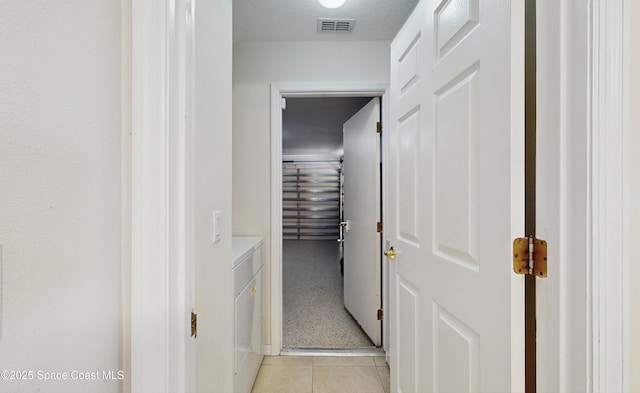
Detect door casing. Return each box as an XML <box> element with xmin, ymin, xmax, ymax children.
<box><xmin>269</xmin><ymin>82</ymin><xmax>389</xmax><ymax>356</ymax></box>
<box><xmin>131</xmin><ymin>0</ymin><xmax>196</xmax><ymax>391</ymax></box>
<box><xmin>524</xmin><ymin>0</ymin><xmax>635</xmax><ymax>391</ymax></box>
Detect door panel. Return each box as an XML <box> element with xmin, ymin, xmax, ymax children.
<box><xmin>397</xmin><ymin>107</ymin><xmax>421</xmax><ymax>246</ymax></box>
<box><xmin>433</xmin><ymin>65</ymin><xmax>480</xmax><ymax>271</ymax></box>
<box><xmin>388</xmin><ymin>0</ymin><xmax>524</xmax><ymax>391</ymax></box>
<box><xmin>434</xmin><ymin>302</ymin><xmax>480</xmax><ymax>392</ymax></box>
<box><xmin>398</xmin><ymin>34</ymin><xmax>422</xmax><ymax>94</ymax></box>
<box><xmin>434</xmin><ymin>0</ymin><xmax>479</xmax><ymax>59</ymax></box>
<box><xmin>397</xmin><ymin>276</ymin><xmax>419</xmax><ymax>393</ymax></box>
<box><xmin>343</xmin><ymin>97</ymin><xmax>381</xmax><ymax>346</ymax></box>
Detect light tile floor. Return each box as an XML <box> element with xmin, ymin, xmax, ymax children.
<box><xmin>251</xmin><ymin>356</ymin><xmax>390</xmax><ymax>393</ymax></box>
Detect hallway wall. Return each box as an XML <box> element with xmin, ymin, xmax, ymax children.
<box><xmin>0</xmin><ymin>1</ymin><xmax>126</xmax><ymax>392</ymax></box>
<box><xmin>194</xmin><ymin>0</ymin><xmax>234</xmax><ymax>391</ymax></box>
<box><xmin>232</xmin><ymin>41</ymin><xmax>390</xmax><ymax>345</ymax></box>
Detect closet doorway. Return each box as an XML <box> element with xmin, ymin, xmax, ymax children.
<box><xmin>281</xmin><ymin>95</ymin><xmax>382</xmax><ymax>350</ymax></box>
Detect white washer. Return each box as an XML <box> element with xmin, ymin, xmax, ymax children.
<box><xmin>232</xmin><ymin>237</ymin><xmax>264</xmax><ymax>393</ymax></box>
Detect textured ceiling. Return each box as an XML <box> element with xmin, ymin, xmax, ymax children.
<box><xmin>283</xmin><ymin>97</ymin><xmax>373</xmax><ymax>158</ymax></box>
<box><xmin>233</xmin><ymin>0</ymin><xmax>419</xmax><ymax>43</ymax></box>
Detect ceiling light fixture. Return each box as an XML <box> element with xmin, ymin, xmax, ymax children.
<box><xmin>318</xmin><ymin>0</ymin><xmax>346</xmax><ymax>9</ymax></box>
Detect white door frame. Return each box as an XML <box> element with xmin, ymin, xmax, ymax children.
<box><xmin>131</xmin><ymin>0</ymin><xmax>195</xmax><ymax>391</ymax></box>
<box><xmin>535</xmin><ymin>0</ymin><xmax>590</xmax><ymax>391</ymax></box>
<box><xmin>536</xmin><ymin>0</ymin><xmax>635</xmax><ymax>391</ymax></box>
<box><xmin>269</xmin><ymin>82</ymin><xmax>389</xmax><ymax>355</ymax></box>
<box><xmin>589</xmin><ymin>0</ymin><xmax>634</xmax><ymax>391</ymax></box>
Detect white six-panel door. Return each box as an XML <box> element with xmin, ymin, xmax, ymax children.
<box><xmin>387</xmin><ymin>0</ymin><xmax>524</xmax><ymax>391</ymax></box>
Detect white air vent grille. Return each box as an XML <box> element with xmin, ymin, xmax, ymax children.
<box><xmin>317</xmin><ymin>18</ymin><xmax>355</xmax><ymax>33</ymax></box>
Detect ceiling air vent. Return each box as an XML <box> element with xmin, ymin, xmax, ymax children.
<box><xmin>317</xmin><ymin>18</ymin><xmax>355</xmax><ymax>33</ymax></box>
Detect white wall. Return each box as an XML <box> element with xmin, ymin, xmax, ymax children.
<box><xmin>194</xmin><ymin>1</ymin><xmax>234</xmax><ymax>392</ymax></box>
<box><xmin>0</xmin><ymin>1</ymin><xmax>126</xmax><ymax>392</ymax></box>
<box><xmin>233</xmin><ymin>41</ymin><xmax>390</xmax><ymax>345</ymax></box>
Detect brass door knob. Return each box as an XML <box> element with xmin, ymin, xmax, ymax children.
<box><xmin>384</xmin><ymin>247</ymin><xmax>397</xmax><ymax>260</ymax></box>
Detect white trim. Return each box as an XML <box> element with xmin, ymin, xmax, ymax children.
<box><xmin>621</xmin><ymin>3</ymin><xmax>637</xmax><ymax>391</ymax></box>
<box><xmin>510</xmin><ymin>1</ymin><xmax>525</xmax><ymax>392</ymax></box>
<box><xmin>167</xmin><ymin>0</ymin><xmax>196</xmax><ymax>391</ymax></box>
<box><xmin>120</xmin><ymin>0</ymin><xmax>132</xmax><ymax>392</ymax></box>
<box><xmin>270</xmin><ymin>82</ymin><xmax>389</xmax><ymax>355</ymax></box>
<box><xmin>183</xmin><ymin>0</ymin><xmax>196</xmax><ymax>391</ymax></box>
<box><xmin>131</xmin><ymin>1</ymin><xmax>170</xmax><ymax>390</ymax></box>
<box><xmin>535</xmin><ymin>1</ymin><xmax>590</xmax><ymax>391</ymax></box>
<box><xmin>131</xmin><ymin>1</ymin><xmax>193</xmax><ymax>391</ymax></box>
<box><xmin>589</xmin><ymin>0</ymin><xmax>627</xmax><ymax>391</ymax></box>
<box><xmin>269</xmin><ymin>85</ymin><xmax>283</xmax><ymax>355</ymax></box>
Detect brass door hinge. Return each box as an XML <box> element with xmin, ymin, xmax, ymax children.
<box><xmin>191</xmin><ymin>311</ymin><xmax>197</xmax><ymax>338</ymax></box>
<box><xmin>513</xmin><ymin>236</ymin><xmax>547</xmax><ymax>277</ymax></box>
<box><xmin>377</xmin><ymin>309</ymin><xmax>384</xmax><ymax>320</ymax></box>
<box><xmin>376</xmin><ymin>122</ymin><xmax>382</xmax><ymax>134</ymax></box>
<box><xmin>377</xmin><ymin>221</ymin><xmax>383</xmax><ymax>233</ymax></box>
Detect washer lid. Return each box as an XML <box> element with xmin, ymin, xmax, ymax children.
<box><xmin>232</xmin><ymin>236</ymin><xmax>264</xmax><ymax>268</ymax></box>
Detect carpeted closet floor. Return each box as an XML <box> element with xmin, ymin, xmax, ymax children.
<box><xmin>283</xmin><ymin>240</ymin><xmax>374</xmax><ymax>348</ymax></box>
